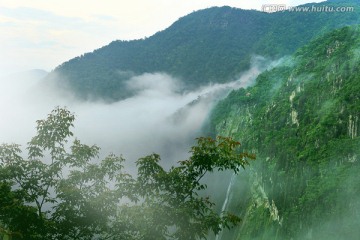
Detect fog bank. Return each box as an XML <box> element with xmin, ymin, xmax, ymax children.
<box><xmin>0</xmin><ymin>56</ymin><xmax>278</xmax><ymax>168</ymax></box>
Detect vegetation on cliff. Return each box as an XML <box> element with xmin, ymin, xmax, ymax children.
<box><xmin>210</xmin><ymin>25</ymin><xmax>360</xmax><ymax>239</ymax></box>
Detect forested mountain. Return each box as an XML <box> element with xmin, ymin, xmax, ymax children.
<box><xmin>47</xmin><ymin>0</ymin><xmax>360</xmax><ymax>101</ymax></box>
<box><xmin>209</xmin><ymin>25</ymin><xmax>360</xmax><ymax>240</ymax></box>
<box><xmin>2</xmin><ymin>0</ymin><xmax>360</xmax><ymax>239</ymax></box>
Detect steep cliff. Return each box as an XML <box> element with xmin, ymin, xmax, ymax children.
<box><xmin>210</xmin><ymin>26</ymin><xmax>360</xmax><ymax>239</ymax></box>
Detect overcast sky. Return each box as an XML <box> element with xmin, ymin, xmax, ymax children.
<box><xmin>0</xmin><ymin>0</ymin><xmax>323</xmax><ymax>75</ymax></box>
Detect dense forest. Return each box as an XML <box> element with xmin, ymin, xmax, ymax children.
<box><xmin>1</xmin><ymin>0</ymin><xmax>360</xmax><ymax>239</ymax></box>
<box><xmin>46</xmin><ymin>0</ymin><xmax>360</xmax><ymax>101</ymax></box>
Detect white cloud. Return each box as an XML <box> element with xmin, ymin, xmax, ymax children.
<box><xmin>0</xmin><ymin>57</ymin><xmax>275</xmax><ymax>169</ymax></box>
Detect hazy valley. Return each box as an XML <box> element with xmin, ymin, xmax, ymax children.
<box><xmin>1</xmin><ymin>0</ymin><xmax>360</xmax><ymax>239</ymax></box>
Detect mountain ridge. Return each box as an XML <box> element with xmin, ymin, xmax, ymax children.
<box><xmin>46</xmin><ymin>0</ymin><xmax>360</xmax><ymax>101</ymax></box>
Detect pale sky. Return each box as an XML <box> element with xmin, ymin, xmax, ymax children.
<box><xmin>0</xmin><ymin>0</ymin><xmax>323</xmax><ymax>75</ymax></box>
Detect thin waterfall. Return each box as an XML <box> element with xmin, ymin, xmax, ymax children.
<box><xmin>215</xmin><ymin>173</ymin><xmax>237</xmax><ymax>240</ymax></box>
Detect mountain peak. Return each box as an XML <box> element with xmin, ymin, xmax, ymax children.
<box><xmin>46</xmin><ymin>2</ymin><xmax>360</xmax><ymax>101</ymax></box>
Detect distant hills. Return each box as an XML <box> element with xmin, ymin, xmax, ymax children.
<box><xmin>46</xmin><ymin>0</ymin><xmax>360</xmax><ymax>101</ymax></box>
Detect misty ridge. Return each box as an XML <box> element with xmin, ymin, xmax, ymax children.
<box><xmin>0</xmin><ymin>55</ymin><xmax>279</xmax><ymax>169</ymax></box>
<box><xmin>1</xmin><ymin>1</ymin><xmax>360</xmax><ymax>239</ymax></box>
<box><xmin>0</xmin><ymin>55</ymin><xmax>279</xmax><ymax>240</ymax></box>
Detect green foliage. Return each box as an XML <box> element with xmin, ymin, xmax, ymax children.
<box><xmin>0</xmin><ymin>108</ymin><xmax>253</xmax><ymax>239</ymax></box>
<box><xmin>47</xmin><ymin>1</ymin><xmax>360</xmax><ymax>101</ymax></box>
<box><xmin>209</xmin><ymin>25</ymin><xmax>360</xmax><ymax>239</ymax></box>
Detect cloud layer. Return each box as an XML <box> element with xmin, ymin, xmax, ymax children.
<box><xmin>0</xmin><ymin>56</ymin><xmax>277</xmax><ymax>171</ymax></box>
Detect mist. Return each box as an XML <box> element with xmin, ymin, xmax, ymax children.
<box><xmin>0</xmin><ymin>56</ymin><xmax>278</xmax><ymax>170</ymax></box>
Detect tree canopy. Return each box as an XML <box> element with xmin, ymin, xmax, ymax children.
<box><xmin>0</xmin><ymin>107</ymin><xmax>254</xmax><ymax>240</ymax></box>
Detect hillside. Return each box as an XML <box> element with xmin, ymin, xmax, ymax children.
<box><xmin>209</xmin><ymin>25</ymin><xmax>360</xmax><ymax>240</ymax></box>
<box><xmin>47</xmin><ymin>0</ymin><xmax>360</xmax><ymax>101</ymax></box>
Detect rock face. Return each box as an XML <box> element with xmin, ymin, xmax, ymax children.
<box><xmin>209</xmin><ymin>26</ymin><xmax>360</xmax><ymax>239</ymax></box>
